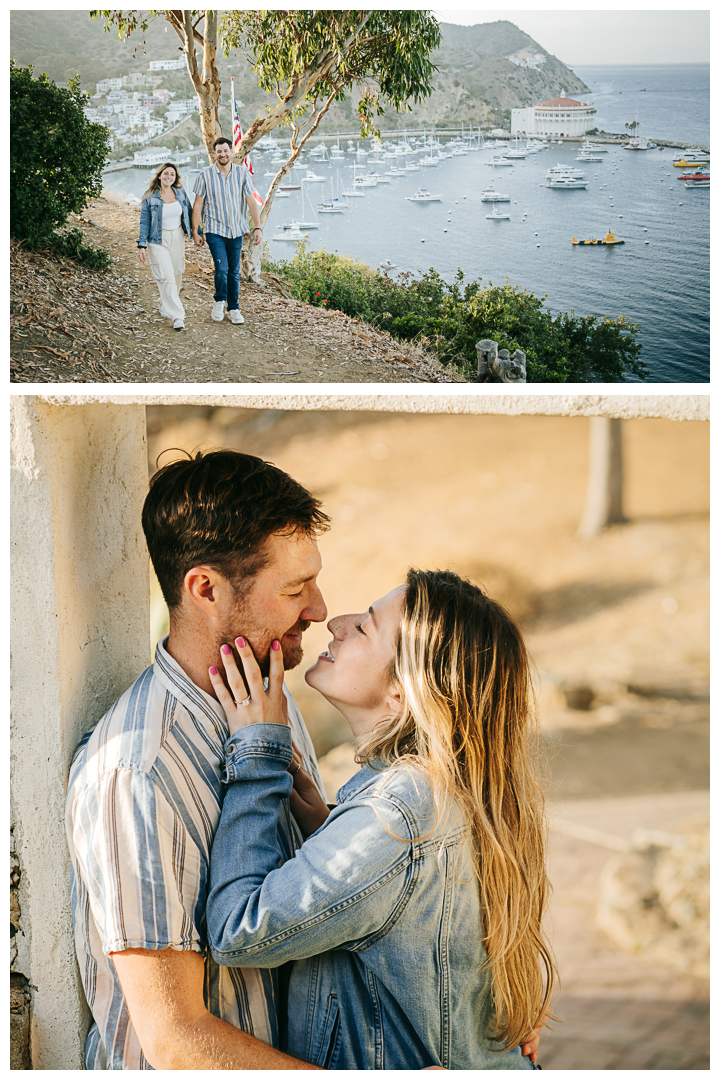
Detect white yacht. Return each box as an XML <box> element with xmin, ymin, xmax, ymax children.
<box><xmin>302</xmin><ymin>170</ymin><xmax>327</xmax><ymax>182</ymax></box>
<box><xmin>480</xmin><ymin>188</ymin><xmax>511</xmax><ymax>202</ymax></box>
<box><xmin>405</xmin><ymin>188</ymin><xmax>442</xmax><ymax>202</ymax></box>
<box><xmin>546</xmin><ymin>164</ymin><xmax>585</xmax><ymax>179</ymax></box>
<box><xmin>281</xmin><ymin>219</ymin><xmax>319</xmax><ymax>231</ymax></box>
<box><xmin>489</xmin><ymin>156</ymin><xmax>514</xmax><ymax>167</ymax></box>
<box><xmin>272</xmin><ymin>225</ymin><xmax>308</xmax><ymax>241</ymax></box>
<box><xmin>486</xmin><ymin>205</ymin><xmax>511</xmax><ymax>220</ymax></box>
<box><xmin>576</xmin><ymin>153</ymin><xmax>603</xmax><ymax>163</ymax></box>
<box><xmin>546</xmin><ymin>175</ymin><xmax>588</xmax><ymax>189</ymax></box>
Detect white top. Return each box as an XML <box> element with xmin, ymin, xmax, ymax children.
<box><xmin>161</xmin><ymin>198</ymin><xmax>183</xmax><ymax>230</ymax></box>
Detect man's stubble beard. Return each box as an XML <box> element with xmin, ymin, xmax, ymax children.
<box><xmin>218</xmin><ymin>593</ymin><xmax>309</xmax><ymax>677</ymax></box>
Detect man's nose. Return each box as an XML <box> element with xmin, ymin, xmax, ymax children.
<box><xmin>302</xmin><ymin>583</ymin><xmax>328</xmax><ymax>624</ymax></box>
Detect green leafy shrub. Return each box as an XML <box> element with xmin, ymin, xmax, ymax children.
<box><xmin>46</xmin><ymin>227</ymin><xmax>113</xmax><ymax>269</ymax></box>
<box><xmin>10</xmin><ymin>60</ymin><xmax>111</xmax><ymax>264</ymax></box>
<box><xmin>265</xmin><ymin>244</ymin><xmax>647</xmax><ymax>383</ymax></box>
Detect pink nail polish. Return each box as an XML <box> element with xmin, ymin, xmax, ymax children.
<box><xmin>221</xmin><ymin>644</ymin><xmax>231</xmax><ymax>655</ymax></box>
<box><xmin>236</xmin><ymin>636</ymin><xmax>246</xmax><ymax>648</ymax></box>
<box><xmin>272</xmin><ymin>639</ymin><xmax>280</xmax><ymax>651</ymax></box>
<box><xmin>209</xmin><ymin>666</ymin><xmax>218</xmax><ymax>675</ymax></box>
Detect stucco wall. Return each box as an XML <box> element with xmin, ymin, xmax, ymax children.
<box><xmin>10</xmin><ymin>400</ymin><xmax>150</xmax><ymax>1068</ymax></box>
<box><xmin>32</xmin><ymin>392</ymin><xmax>710</xmax><ymax>421</ymax></box>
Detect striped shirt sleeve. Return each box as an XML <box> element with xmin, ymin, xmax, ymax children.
<box><xmin>73</xmin><ymin>768</ymin><xmax>206</xmax><ymax>955</ymax></box>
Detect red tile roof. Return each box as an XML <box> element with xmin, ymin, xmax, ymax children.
<box><xmin>537</xmin><ymin>97</ymin><xmax>588</xmax><ymax>108</ymax></box>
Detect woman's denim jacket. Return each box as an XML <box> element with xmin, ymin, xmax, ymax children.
<box><xmin>207</xmin><ymin>724</ymin><xmax>536</xmax><ymax>1071</ymax></box>
<box><xmin>137</xmin><ymin>187</ymin><xmax>193</xmax><ymax>248</ymax></box>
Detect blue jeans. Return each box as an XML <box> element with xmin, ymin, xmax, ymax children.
<box><xmin>204</xmin><ymin>233</ymin><xmax>243</xmax><ymax>310</ymax></box>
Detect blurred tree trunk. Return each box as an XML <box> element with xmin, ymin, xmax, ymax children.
<box><xmin>577</xmin><ymin>417</ymin><xmax>626</xmax><ymax>538</ymax></box>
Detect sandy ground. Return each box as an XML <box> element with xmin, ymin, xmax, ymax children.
<box><xmin>146</xmin><ymin>406</ymin><xmax>709</xmax><ymax>1070</ymax></box>
<box><xmin>10</xmin><ymin>200</ymin><xmax>460</xmax><ymax>384</ymax></box>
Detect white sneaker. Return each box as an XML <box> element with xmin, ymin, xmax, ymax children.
<box><xmin>173</xmin><ymin>318</ymin><xmax>185</xmax><ymax>331</ymax></box>
<box><xmin>229</xmin><ymin>309</ymin><xmax>244</xmax><ymax>325</ymax></box>
<box><xmin>211</xmin><ymin>301</ymin><xmax>225</xmax><ymax>321</ymax></box>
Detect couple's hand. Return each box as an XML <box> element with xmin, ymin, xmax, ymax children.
<box><xmin>210</xmin><ymin>643</ymin><xmax>329</xmax><ymax>833</ymax></box>
<box><xmin>137</xmin><ymin>248</ymin><xmax>147</xmax><ymax>264</ymax></box>
<box><xmin>288</xmin><ymin>741</ymin><xmax>330</xmax><ymax>835</ymax></box>
<box><xmin>209</xmin><ymin>638</ymin><xmax>288</xmax><ymax>735</ymax></box>
<box><xmin>193</xmin><ymin>231</ymin><xmax>204</xmax><ymax>248</ymax></box>
<box><xmin>521</xmin><ymin>1012</ymin><xmax>550</xmax><ymax>1064</ymax></box>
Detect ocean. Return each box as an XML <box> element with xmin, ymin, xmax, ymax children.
<box><xmin>103</xmin><ymin>64</ymin><xmax>710</xmax><ymax>383</ymax></box>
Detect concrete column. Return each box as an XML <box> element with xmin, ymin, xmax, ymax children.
<box><xmin>577</xmin><ymin>416</ymin><xmax>626</xmax><ymax>539</ymax></box>
<box><xmin>10</xmin><ymin>399</ymin><xmax>150</xmax><ymax>1069</ymax></box>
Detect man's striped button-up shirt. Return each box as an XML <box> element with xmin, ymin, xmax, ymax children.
<box><xmin>193</xmin><ymin>161</ymin><xmax>256</xmax><ymax>239</ymax></box>
<box><xmin>65</xmin><ymin>636</ymin><xmax>325</xmax><ymax>1070</ymax></box>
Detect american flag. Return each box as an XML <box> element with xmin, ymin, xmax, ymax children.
<box><xmin>231</xmin><ymin>77</ymin><xmax>254</xmax><ymax>177</ymax></box>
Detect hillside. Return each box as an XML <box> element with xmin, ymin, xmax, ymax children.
<box><xmin>11</xmin><ymin>12</ymin><xmax>590</xmax><ymax>136</ymax></box>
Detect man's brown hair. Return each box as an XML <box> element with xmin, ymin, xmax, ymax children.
<box><xmin>142</xmin><ymin>450</ymin><xmax>330</xmax><ymax>609</ymax></box>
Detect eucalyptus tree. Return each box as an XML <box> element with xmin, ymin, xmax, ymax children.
<box><xmin>91</xmin><ymin>9</ymin><xmax>440</xmax><ymax>208</ymax></box>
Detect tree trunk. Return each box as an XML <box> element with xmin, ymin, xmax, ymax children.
<box><xmin>180</xmin><ymin>10</ymin><xmax>222</xmax><ymax>160</ymax></box>
<box><xmin>577</xmin><ymin>417</ymin><xmax>626</xmax><ymax>539</ymax></box>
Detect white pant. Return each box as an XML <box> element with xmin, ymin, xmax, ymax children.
<box><xmin>147</xmin><ymin>228</ymin><xmax>185</xmax><ymax>320</ymax></box>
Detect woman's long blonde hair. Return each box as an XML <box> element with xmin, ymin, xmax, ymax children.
<box><xmin>358</xmin><ymin>568</ymin><xmax>558</xmax><ymax>1051</ymax></box>
<box><xmin>141</xmin><ymin>162</ymin><xmax>183</xmax><ymax>202</ymax></box>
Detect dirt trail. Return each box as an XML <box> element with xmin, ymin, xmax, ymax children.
<box><xmin>10</xmin><ymin>199</ymin><xmax>460</xmax><ymax>385</ymax></box>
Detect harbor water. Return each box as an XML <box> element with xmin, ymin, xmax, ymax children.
<box><xmin>102</xmin><ymin>65</ymin><xmax>709</xmax><ymax>383</ymax></box>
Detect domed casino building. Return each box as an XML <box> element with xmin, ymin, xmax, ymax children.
<box><xmin>512</xmin><ymin>93</ymin><xmax>596</xmax><ymax>138</ymax></box>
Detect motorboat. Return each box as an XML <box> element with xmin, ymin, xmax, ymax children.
<box><xmin>572</xmin><ymin>231</ymin><xmax>624</xmax><ymax>245</ymax></box>
<box><xmin>367</xmin><ymin>172</ymin><xmax>391</xmax><ymax>183</ymax></box>
<box><xmin>581</xmin><ymin>140</ymin><xmax>608</xmax><ymax>153</ymax></box>
<box><xmin>379</xmin><ymin>260</ymin><xmax>397</xmax><ymax>269</ymax></box>
<box><xmin>272</xmin><ymin>225</ymin><xmax>308</xmax><ymax>241</ymax></box>
<box><xmin>576</xmin><ymin>153</ymin><xmax>602</xmax><ymax>163</ymax></box>
<box><xmin>504</xmin><ymin>149</ymin><xmax>527</xmax><ymax>159</ymax></box>
<box><xmin>546</xmin><ymin>164</ymin><xmax>585</xmax><ymax>179</ymax></box>
<box><xmin>405</xmin><ymin>188</ymin><xmax>441</xmax><ymax>202</ymax></box>
<box><xmin>281</xmin><ymin>219</ymin><xmax>319</xmax><ymax>231</ymax></box>
<box><xmin>387</xmin><ymin>167</ymin><xmax>406</xmax><ymax>176</ymax></box>
<box><xmin>302</xmin><ymin>170</ymin><xmax>327</xmax><ymax>182</ymax></box>
<box><xmin>486</xmin><ymin>206</ymin><xmax>510</xmax><ymax>220</ymax></box>
<box><xmin>489</xmin><ymin>156</ymin><xmax>514</xmax><ymax>166</ymax></box>
<box><xmin>684</xmin><ymin>178</ymin><xmax>709</xmax><ymax>188</ymax></box>
<box><xmin>480</xmin><ymin>188</ymin><xmax>511</xmax><ymax>202</ymax></box>
<box><xmin>679</xmin><ymin>170</ymin><xmax>709</xmax><ymax>180</ymax></box>
<box><xmin>546</xmin><ymin>176</ymin><xmax>588</xmax><ymax>189</ymax></box>
<box><xmin>673</xmin><ymin>151</ymin><xmax>710</xmax><ymax>168</ymax></box>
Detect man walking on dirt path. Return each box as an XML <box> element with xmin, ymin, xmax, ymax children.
<box><xmin>192</xmin><ymin>138</ymin><xmax>263</xmax><ymax>325</ymax></box>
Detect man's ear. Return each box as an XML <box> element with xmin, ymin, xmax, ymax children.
<box><xmin>183</xmin><ymin>566</ymin><xmax>231</xmax><ymax>620</ymax></box>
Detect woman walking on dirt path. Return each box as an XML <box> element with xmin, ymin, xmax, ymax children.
<box><xmin>137</xmin><ymin>163</ymin><xmax>193</xmax><ymax>331</ymax></box>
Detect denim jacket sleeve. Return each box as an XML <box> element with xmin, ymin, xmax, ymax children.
<box><xmin>207</xmin><ymin>723</ymin><xmax>415</xmax><ymax>968</ymax></box>
<box><xmin>137</xmin><ymin>198</ymin><xmax>151</xmax><ymax>248</ymax></box>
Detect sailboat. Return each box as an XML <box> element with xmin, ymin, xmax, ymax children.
<box><xmin>317</xmin><ymin>174</ymin><xmax>347</xmax><ymax>212</ymax></box>
<box><xmin>280</xmin><ymin>183</ymin><xmax>320</xmax><ymax>230</ymax></box>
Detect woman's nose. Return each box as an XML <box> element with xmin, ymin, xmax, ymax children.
<box><xmin>327</xmin><ymin>613</ymin><xmax>350</xmax><ymax>638</ymax></box>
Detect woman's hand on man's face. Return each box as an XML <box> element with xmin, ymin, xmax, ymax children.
<box><xmin>209</xmin><ymin>637</ymin><xmax>288</xmax><ymax>735</ymax></box>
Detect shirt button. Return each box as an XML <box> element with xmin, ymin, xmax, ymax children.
<box><xmin>227</xmin><ymin>743</ymin><xmax>236</xmax><ymax>754</ymax></box>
